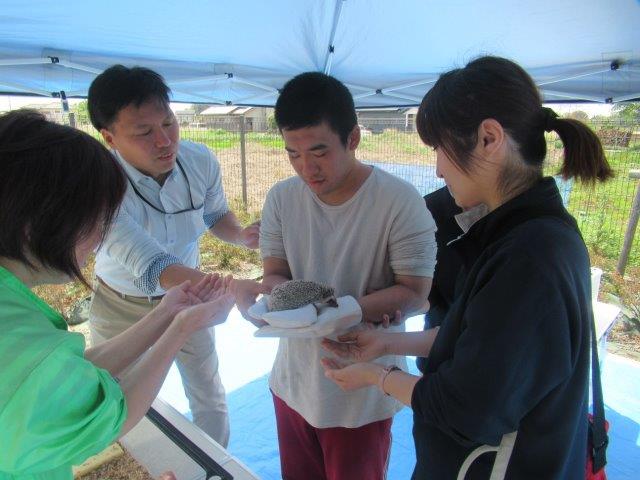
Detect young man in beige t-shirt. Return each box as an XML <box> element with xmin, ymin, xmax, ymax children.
<box><xmin>233</xmin><ymin>72</ymin><xmax>436</xmax><ymax>480</ymax></box>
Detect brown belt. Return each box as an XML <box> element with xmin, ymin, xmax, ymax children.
<box><xmin>96</xmin><ymin>277</ymin><xmax>164</xmax><ymax>302</ymax></box>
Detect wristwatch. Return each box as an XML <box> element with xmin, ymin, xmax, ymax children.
<box><xmin>378</xmin><ymin>365</ymin><xmax>402</xmax><ymax>395</ymax></box>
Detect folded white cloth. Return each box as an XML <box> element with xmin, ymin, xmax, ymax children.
<box><xmin>249</xmin><ymin>295</ymin><xmax>362</xmax><ymax>338</ymax></box>
<box><xmin>250</xmin><ymin>298</ymin><xmax>318</xmax><ymax>328</ymax></box>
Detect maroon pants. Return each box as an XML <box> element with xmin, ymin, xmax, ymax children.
<box><xmin>272</xmin><ymin>393</ymin><xmax>392</xmax><ymax>480</ymax></box>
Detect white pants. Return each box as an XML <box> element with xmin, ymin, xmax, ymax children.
<box><xmin>88</xmin><ymin>281</ymin><xmax>230</xmax><ymax>447</ymax></box>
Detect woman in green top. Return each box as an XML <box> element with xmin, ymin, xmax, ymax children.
<box><xmin>0</xmin><ymin>110</ymin><xmax>235</xmax><ymax>480</ymax></box>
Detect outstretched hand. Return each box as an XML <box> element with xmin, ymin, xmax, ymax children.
<box><xmin>188</xmin><ymin>273</ymin><xmax>232</xmax><ymax>303</ymax></box>
<box><xmin>228</xmin><ymin>278</ymin><xmax>271</xmax><ymax>327</ymax></box>
<box><xmin>160</xmin><ymin>274</ymin><xmax>233</xmax><ymax>317</ymax></box>
<box><xmin>321</xmin><ymin>327</ymin><xmax>391</xmax><ymax>362</ymax></box>
<box><xmin>174</xmin><ymin>293</ymin><xmax>236</xmax><ymax>334</ymax></box>
<box><xmin>321</xmin><ymin>357</ymin><xmax>382</xmax><ymax>391</ymax></box>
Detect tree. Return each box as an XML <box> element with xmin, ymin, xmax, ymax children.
<box><xmin>267</xmin><ymin>113</ymin><xmax>278</xmax><ymax>132</ymax></box>
<box><xmin>612</xmin><ymin>102</ymin><xmax>640</xmax><ymax>122</ymax></box>
<box><xmin>567</xmin><ymin>110</ymin><xmax>589</xmax><ymax>122</ymax></box>
<box><xmin>192</xmin><ymin>104</ymin><xmax>212</xmax><ymax>114</ymax></box>
<box><xmin>72</xmin><ymin>100</ymin><xmax>90</xmax><ymax>124</ymax></box>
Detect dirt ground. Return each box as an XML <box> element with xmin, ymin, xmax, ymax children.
<box><xmin>77</xmin><ymin>445</ymin><xmax>153</xmax><ymax>480</ymax></box>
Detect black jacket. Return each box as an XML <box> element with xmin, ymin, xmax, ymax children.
<box><xmin>423</xmin><ymin>186</ymin><xmax>463</xmax><ymax>329</ymax></box>
<box><xmin>417</xmin><ymin>187</ymin><xmax>463</xmax><ymax>372</ymax></box>
<box><xmin>411</xmin><ymin>178</ymin><xmax>592</xmax><ymax>479</ymax></box>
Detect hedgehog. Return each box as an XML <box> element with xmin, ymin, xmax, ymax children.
<box><xmin>267</xmin><ymin>280</ymin><xmax>339</xmax><ymax>314</ymax></box>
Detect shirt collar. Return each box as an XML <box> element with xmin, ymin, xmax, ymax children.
<box><xmin>449</xmin><ymin>177</ymin><xmax>578</xmax><ymax>264</ymax></box>
<box><xmin>454</xmin><ymin>204</ymin><xmax>489</xmax><ymax>233</ymax></box>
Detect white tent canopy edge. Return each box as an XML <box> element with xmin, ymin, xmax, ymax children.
<box><xmin>0</xmin><ymin>0</ymin><xmax>639</xmax><ymax>107</ymax></box>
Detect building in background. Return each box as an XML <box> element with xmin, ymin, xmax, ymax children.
<box><xmin>176</xmin><ymin>105</ymin><xmax>271</xmax><ymax>131</ymax></box>
<box><xmin>356</xmin><ymin>107</ymin><xmax>417</xmax><ymax>133</ymax></box>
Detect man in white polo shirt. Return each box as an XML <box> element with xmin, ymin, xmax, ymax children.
<box><xmin>87</xmin><ymin>65</ymin><xmax>258</xmax><ymax>446</ymax></box>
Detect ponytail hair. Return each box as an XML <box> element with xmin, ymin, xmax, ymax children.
<box><xmin>544</xmin><ymin>110</ymin><xmax>614</xmax><ymax>183</ymax></box>
<box><xmin>417</xmin><ymin>56</ymin><xmax>614</xmax><ymax>188</ymax></box>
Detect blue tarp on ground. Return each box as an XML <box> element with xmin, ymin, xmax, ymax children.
<box><xmin>0</xmin><ymin>1</ymin><xmax>639</xmax><ymax>106</ymax></box>
<box><xmin>170</xmin><ymin>351</ymin><xmax>640</xmax><ymax>479</ymax></box>
<box><xmin>160</xmin><ymin>313</ymin><xmax>640</xmax><ymax>480</ymax></box>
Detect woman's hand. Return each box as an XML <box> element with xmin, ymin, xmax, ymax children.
<box><xmin>172</xmin><ymin>292</ymin><xmax>236</xmax><ymax>336</ymax></box>
<box><xmin>228</xmin><ymin>278</ymin><xmax>271</xmax><ymax>327</ymax></box>
<box><xmin>321</xmin><ymin>327</ymin><xmax>391</xmax><ymax>362</ymax></box>
<box><xmin>160</xmin><ymin>274</ymin><xmax>231</xmax><ymax>317</ymax></box>
<box><xmin>321</xmin><ymin>357</ymin><xmax>383</xmax><ymax>391</ymax></box>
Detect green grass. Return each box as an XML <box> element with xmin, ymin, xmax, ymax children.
<box><xmin>198</xmin><ymin>200</ymin><xmax>262</xmax><ymax>276</ymax></box>
<box><xmin>541</xmin><ymin>129</ymin><xmax>640</xmax><ymax>268</ymax></box>
<box><xmin>561</xmin><ymin>149</ymin><xmax>640</xmax><ymax>266</ymax></box>
<box><xmin>182</xmin><ymin>129</ymin><xmax>239</xmax><ymax>150</ymax></box>
<box><xmin>181</xmin><ymin>130</ymin><xmax>285</xmax><ymax>151</ymax></box>
<box><xmin>247</xmin><ymin>132</ymin><xmax>284</xmax><ymax>149</ymax></box>
<box><xmin>358</xmin><ymin>130</ymin><xmax>432</xmax><ymax>156</ymax></box>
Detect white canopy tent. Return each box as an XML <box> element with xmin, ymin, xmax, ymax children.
<box><xmin>0</xmin><ymin>0</ymin><xmax>639</xmax><ymax>107</ymax></box>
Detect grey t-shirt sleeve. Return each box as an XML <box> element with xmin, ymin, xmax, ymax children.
<box><xmin>259</xmin><ymin>185</ymin><xmax>287</xmax><ymax>260</ymax></box>
<box><xmin>388</xmin><ymin>189</ymin><xmax>437</xmax><ymax>277</ymax></box>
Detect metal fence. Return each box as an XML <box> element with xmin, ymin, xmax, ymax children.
<box><xmin>30</xmin><ymin>111</ymin><xmax>640</xmax><ymax>269</ymax></box>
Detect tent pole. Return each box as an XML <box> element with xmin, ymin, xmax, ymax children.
<box><xmin>541</xmin><ymin>89</ymin><xmax>606</xmax><ymax>103</ymax></box>
<box><xmin>232</xmin><ymin>75</ymin><xmax>278</xmax><ymax>94</ymax></box>
<box><xmin>57</xmin><ymin>60</ymin><xmax>102</xmax><ymax>75</ymax></box>
<box><xmin>382</xmin><ymin>78</ymin><xmax>438</xmax><ymax>93</ymax></box>
<box><xmin>0</xmin><ymin>80</ymin><xmax>51</xmax><ymax>97</ymax></box>
<box><xmin>352</xmin><ymin>77</ymin><xmax>436</xmax><ymax>101</ymax></box>
<box><xmin>323</xmin><ymin>0</ymin><xmax>346</xmax><ymax>74</ymax></box>
<box><xmin>343</xmin><ymin>82</ymin><xmax>374</xmax><ymax>92</ymax></box>
<box><xmin>536</xmin><ymin>65</ymin><xmax>616</xmax><ymax>87</ymax></box>
<box><xmin>170</xmin><ymin>73</ymin><xmax>230</xmax><ymax>85</ymax></box>
<box><xmin>613</xmin><ymin>92</ymin><xmax>640</xmax><ymax>102</ymax></box>
<box><xmin>353</xmin><ymin>91</ymin><xmax>377</xmax><ymax>100</ymax></box>
<box><xmin>0</xmin><ymin>58</ymin><xmax>49</xmax><ymax>66</ymax></box>
<box><xmin>617</xmin><ymin>170</ymin><xmax>640</xmax><ymax>276</ymax></box>
<box><xmin>239</xmin><ymin>116</ymin><xmax>248</xmax><ymax>210</ymax></box>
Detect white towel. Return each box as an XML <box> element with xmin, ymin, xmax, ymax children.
<box><xmin>249</xmin><ymin>295</ymin><xmax>362</xmax><ymax>338</ymax></box>
<box><xmin>261</xmin><ymin>301</ymin><xmax>318</xmax><ymax>328</ymax></box>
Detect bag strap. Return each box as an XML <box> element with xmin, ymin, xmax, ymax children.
<box><xmin>456</xmin><ymin>431</ymin><xmax>518</xmax><ymax>480</ymax></box>
<box><xmin>459</xmin><ymin>204</ymin><xmax>608</xmax><ymax>474</ymax></box>
<box><xmin>590</xmin><ymin>313</ymin><xmax>608</xmax><ymax>472</ymax></box>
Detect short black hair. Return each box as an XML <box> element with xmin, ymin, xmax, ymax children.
<box><xmin>0</xmin><ymin>110</ymin><xmax>127</xmax><ymax>286</ymax></box>
<box><xmin>88</xmin><ymin>65</ymin><xmax>171</xmax><ymax>130</ymax></box>
<box><xmin>275</xmin><ymin>72</ymin><xmax>357</xmax><ymax>145</ymax></box>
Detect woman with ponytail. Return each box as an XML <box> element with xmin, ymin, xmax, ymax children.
<box><xmin>321</xmin><ymin>56</ymin><xmax>612</xmax><ymax>479</ymax></box>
